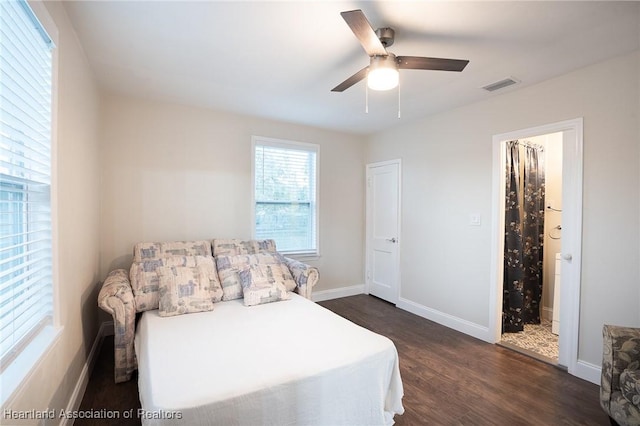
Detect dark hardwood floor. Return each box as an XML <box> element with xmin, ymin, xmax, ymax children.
<box><xmin>76</xmin><ymin>340</ymin><xmax>140</xmax><ymax>426</ymax></box>
<box><xmin>77</xmin><ymin>295</ymin><xmax>608</xmax><ymax>425</ymax></box>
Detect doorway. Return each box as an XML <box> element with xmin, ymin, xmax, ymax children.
<box><xmin>489</xmin><ymin>118</ymin><xmax>583</xmax><ymax>375</ymax></box>
<box><xmin>498</xmin><ymin>134</ymin><xmax>562</xmax><ymax>365</ymax></box>
<box><xmin>365</xmin><ymin>159</ymin><xmax>401</xmax><ymax>304</ymax></box>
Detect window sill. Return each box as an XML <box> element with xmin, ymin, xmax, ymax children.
<box><xmin>282</xmin><ymin>252</ymin><xmax>320</xmax><ymax>262</ymax></box>
<box><xmin>1</xmin><ymin>325</ymin><xmax>62</xmax><ymax>407</ymax></box>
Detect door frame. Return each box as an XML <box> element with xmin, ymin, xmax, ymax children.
<box><xmin>488</xmin><ymin>118</ymin><xmax>583</xmax><ymax>375</ymax></box>
<box><xmin>365</xmin><ymin>159</ymin><xmax>402</xmax><ymax>304</ymax></box>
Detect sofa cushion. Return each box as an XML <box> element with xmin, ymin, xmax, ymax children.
<box><xmin>157</xmin><ymin>265</ymin><xmax>219</xmax><ymax>317</ymax></box>
<box><xmin>131</xmin><ymin>255</ymin><xmax>221</xmax><ymax>311</ymax></box>
<box><xmin>238</xmin><ymin>263</ymin><xmax>291</xmax><ymax>307</ymax></box>
<box><xmin>133</xmin><ymin>240</ymin><xmax>212</xmax><ymax>262</ymax></box>
<box><xmin>215</xmin><ymin>252</ymin><xmax>294</xmax><ymax>301</ymax></box>
<box><xmin>621</xmin><ymin>367</ymin><xmax>640</xmax><ymax>408</ymax></box>
<box><xmin>212</xmin><ymin>239</ymin><xmax>276</xmax><ymax>257</ymax></box>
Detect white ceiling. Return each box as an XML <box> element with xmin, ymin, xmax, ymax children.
<box><xmin>63</xmin><ymin>1</ymin><xmax>640</xmax><ymax>135</ymax></box>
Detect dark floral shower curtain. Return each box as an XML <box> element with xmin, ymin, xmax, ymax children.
<box><xmin>503</xmin><ymin>140</ymin><xmax>545</xmax><ymax>333</ymax></box>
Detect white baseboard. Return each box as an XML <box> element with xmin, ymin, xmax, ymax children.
<box><xmin>572</xmin><ymin>360</ymin><xmax>601</xmax><ymax>385</ymax></box>
<box><xmin>312</xmin><ymin>284</ymin><xmax>365</xmax><ymax>302</ymax></box>
<box><xmin>61</xmin><ymin>321</ymin><xmax>112</xmax><ymax>426</ymax></box>
<box><xmin>397</xmin><ymin>297</ymin><xmax>492</xmax><ymax>343</ymax></box>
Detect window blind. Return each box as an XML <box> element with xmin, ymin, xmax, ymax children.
<box><xmin>254</xmin><ymin>139</ymin><xmax>318</xmax><ymax>254</ymax></box>
<box><xmin>0</xmin><ymin>0</ymin><xmax>54</xmax><ymax>369</ymax></box>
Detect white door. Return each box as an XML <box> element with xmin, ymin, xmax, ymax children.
<box><xmin>366</xmin><ymin>160</ymin><xmax>401</xmax><ymax>304</ymax></box>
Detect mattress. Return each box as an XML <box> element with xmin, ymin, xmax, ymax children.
<box><xmin>135</xmin><ymin>293</ymin><xmax>404</xmax><ymax>425</ymax></box>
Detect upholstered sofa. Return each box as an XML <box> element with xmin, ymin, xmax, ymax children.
<box><xmin>601</xmin><ymin>324</ymin><xmax>640</xmax><ymax>425</ymax></box>
<box><xmin>98</xmin><ymin>239</ymin><xmax>319</xmax><ymax>383</ymax></box>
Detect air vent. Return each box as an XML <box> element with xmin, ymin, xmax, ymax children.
<box><xmin>482</xmin><ymin>77</ymin><xmax>519</xmax><ymax>92</ymax></box>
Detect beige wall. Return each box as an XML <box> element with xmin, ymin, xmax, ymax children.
<box><xmin>366</xmin><ymin>51</ymin><xmax>640</xmax><ymax>367</ymax></box>
<box><xmin>99</xmin><ymin>95</ymin><xmax>367</xmax><ymax>292</ymax></box>
<box><xmin>3</xmin><ymin>1</ymin><xmax>102</xmax><ymax>423</ymax></box>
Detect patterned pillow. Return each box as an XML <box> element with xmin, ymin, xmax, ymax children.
<box><xmin>130</xmin><ymin>255</ymin><xmax>221</xmax><ymax>311</ymax></box>
<box><xmin>238</xmin><ymin>263</ymin><xmax>291</xmax><ymax>307</ymax></box>
<box><xmin>133</xmin><ymin>240</ymin><xmax>212</xmax><ymax>262</ymax></box>
<box><xmin>212</xmin><ymin>239</ymin><xmax>277</xmax><ymax>257</ymax></box>
<box><xmin>215</xmin><ymin>252</ymin><xmax>295</xmax><ymax>301</ymax></box>
<box><xmin>157</xmin><ymin>265</ymin><xmax>220</xmax><ymax>317</ymax></box>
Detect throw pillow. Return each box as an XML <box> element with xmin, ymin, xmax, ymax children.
<box><xmin>157</xmin><ymin>265</ymin><xmax>217</xmax><ymax>317</ymax></box>
<box><xmin>238</xmin><ymin>263</ymin><xmax>291</xmax><ymax>307</ymax></box>
<box><xmin>212</xmin><ymin>239</ymin><xmax>277</xmax><ymax>257</ymax></box>
<box><xmin>215</xmin><ymin>252</ymin><xmax>295</xmax><ymax>301</ymax></box>
<box><xmin>131</xmin><ymin>255</ymin><xmax>222</xmax><ymax>311</ymax></box>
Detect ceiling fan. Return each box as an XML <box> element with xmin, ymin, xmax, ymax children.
<box><xmin>332</xmin><ymin>9</ymin><xmax>469</xmax><ymax>92</ymax></box>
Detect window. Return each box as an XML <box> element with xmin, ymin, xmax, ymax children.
<box><xmin>252</xmin><ymin>136</ymin><xmax>318</xmax><ymax>256</ymax></box>
<box><xmin>1</xmin><ymin>0</ymin><xmax>55</xmax><ymax>374</ymax></box>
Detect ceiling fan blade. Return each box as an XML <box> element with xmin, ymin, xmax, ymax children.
<box><xmin>341</xmin><ymin>10</ymin><xmax>387</xmax><ymax>57</ymax></box>
<box><xmin>331</xmin><ymin>66</ymin><xmax>369</xmax><ymax>92</ymax></box>
<box><xmin>397</xmin><ymin>56</ymin><xmax>469</xmax><ymax>72</ymax></box>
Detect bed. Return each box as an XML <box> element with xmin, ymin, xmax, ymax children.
<box><xmin>99</xmin><ymin>239</ymin><xmax>404</xmax><ymax>425</ymax></box>
<box><xmin>135</xmin><ymin>292</ymin><xmax>404</xmax><ymax>425</ymax></box>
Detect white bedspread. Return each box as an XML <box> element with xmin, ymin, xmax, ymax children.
<box><xmin>135</xmin><ymin>293</ymin><xmax>404</xmax><ymax>425</ymax></box>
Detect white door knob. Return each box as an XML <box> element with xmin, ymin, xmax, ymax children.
<box><xmin>562</xmin><ymin>253</ymin><xmax>572</xmax><ymax>261</ymax></box>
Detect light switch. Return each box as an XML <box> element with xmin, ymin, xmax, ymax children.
<box><xmin>469</xmin><ymin>213</ymin><xmax>481</xmax><ymax>226</ymax></box>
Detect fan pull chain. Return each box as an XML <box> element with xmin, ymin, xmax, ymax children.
<box><xmin>365</xmin><ymin>79</ymin><xmax>369</xmax><ymax>114</ymax></box>
<box><xmin>397</xmin><ymin>77</ymin><xmax>401</xmax><ymax>119</ymax></box>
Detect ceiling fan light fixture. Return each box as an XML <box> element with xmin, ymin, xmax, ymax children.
<box><xmin>332</xmin><ymin>10</ymin><xmax>469</xmax><ymax>93</ymax></box>
<box><xmin>367</xmin><ymin>54</ymin><xmax>399</xmax><ymax>91</ymax></box>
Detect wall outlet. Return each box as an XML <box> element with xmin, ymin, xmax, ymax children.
<box><xmin>469</xmin><ymin>213</ymin><xmax>481</xmax><ymax>226</ymax></box>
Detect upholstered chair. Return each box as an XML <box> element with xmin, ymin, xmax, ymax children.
<box><xmin>601</xmin><ymin>325</ymin><xmax>640</xmax><ymax>425</ymax></box>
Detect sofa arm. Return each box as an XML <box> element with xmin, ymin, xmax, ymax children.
<box><xmin>98</xmin><ymin>269</ymin><xmax>137</xmax><ymax>383</ymax></box>
<box><xmin>601</xmin><ymin>325</ymin><xmax>640</xmax><ymax>417</ymax></box>
<box><xmin>283</xmin><ymin>257</ymin><xmax>319</xmax><ymax>300</ymax></box>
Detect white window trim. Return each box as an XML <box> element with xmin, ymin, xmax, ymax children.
<box><xmin>1</xmin><ymin>0</ymin><xmax>62</xmax><ymax>407</ymax></box>
<box><xmin>1</xmin><ymin>326</ymin><xmax>62</xmax><ymax>407</ymax></box>
<box><xmin>251</xmin><ymin>136</ymin><xmax>320</xmax><ymax>257</ymax></box>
